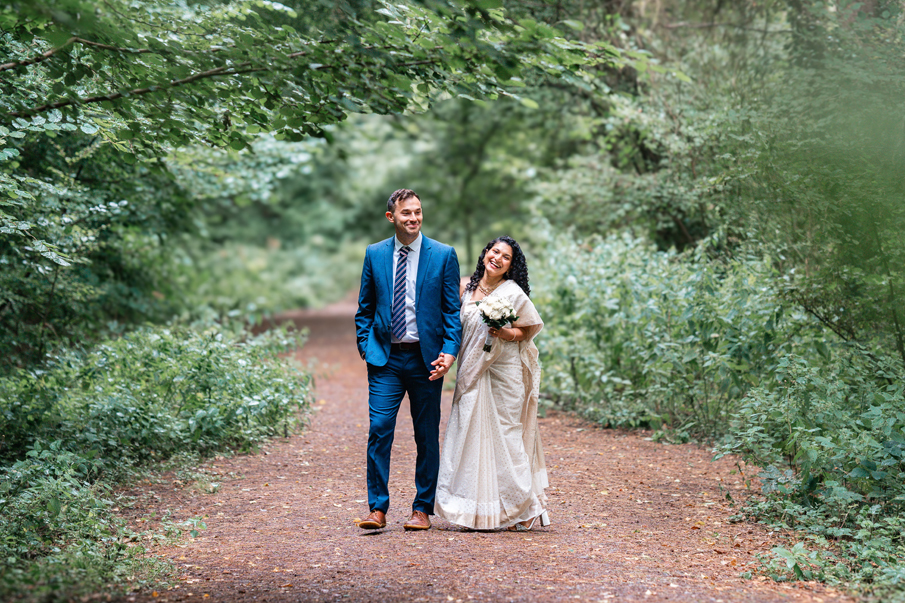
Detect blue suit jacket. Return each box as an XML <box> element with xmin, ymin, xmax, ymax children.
<box><xmin>355</xmin><ymin>235</ymin><xmax>462</xmax><ymax>370</ymax></box>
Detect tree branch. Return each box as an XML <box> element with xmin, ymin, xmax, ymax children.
<box><xmin>7</xmin><ymin>63</ymin><xmax>252</xmax><ymax>118</ymax></box>
<box><xmin>72</xmin><ymin>38</ymin><xmax>158</xmax><ymax>55</ymax></box>
<box><xmin>2</xmin><ymin>34</ymin><xmax>356</xmax><ymax>75</ymax></box>
<box><xmin>0</xmin><ymin>37</ymin><xmax>159</xmax><ymax>73</ymax></box>
<box><xmin>0</xmin><ymin>37</ymin><xmax>77</xmax><ymax>73</ymax></box>
<box><xmin>794</xmin><ymin>297</ymin><xmax>896</xmax><ymax>384</ymax></box>
<box><xmin>5</xmin><ymin>54</ymin><xmax>441</xmax><ymax>119</ymax></box>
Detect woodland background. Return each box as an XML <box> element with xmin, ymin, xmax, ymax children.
<box><xmin>1</xmin><ymin>0</ymin><xmax>903</xmax><ymax>600</ymax></box>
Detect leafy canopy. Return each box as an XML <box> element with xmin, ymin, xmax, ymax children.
<box><xmin>1</xmin><ymin>0</ymin><xmax>616</xmax><ymax>149</ymax></box>
<box><xmin>0</xmin><ymin>0</ymin><xmax>630</xmax><ymax>369</ymax></box>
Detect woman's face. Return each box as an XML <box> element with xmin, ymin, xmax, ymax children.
<box><xmin>483</xmin><ymin>242</ymin><xmax>513</xmax><ymax>279</ymax></box>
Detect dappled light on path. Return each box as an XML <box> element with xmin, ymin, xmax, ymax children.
<box><xmin>126</xmin><ymin>300</ymin><xmax>854</xmax><ymax>603</ymax></box>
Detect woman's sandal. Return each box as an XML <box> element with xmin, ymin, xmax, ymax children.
<box><xmin>507</xmin><ymin>511</ymin><xmax>551</xmax><ymax>532</ymax></box>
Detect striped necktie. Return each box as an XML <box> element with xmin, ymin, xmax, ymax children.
<box><xmin>391</xmin><ymin>246</ymin><xmax>410</xmax><ymax>340</ymax></box>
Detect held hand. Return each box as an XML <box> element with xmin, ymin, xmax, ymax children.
<box><xmin>429</xmin><ymin>353</ymin><xmax>455</xmax><ymax>381</ymax></box>
<box><xmin>488</xmin><ymin>327</ymin><xmax>522</xmax><ymax>342</ymax></box>
<box><xmin>488</xmin><ymin>327</ymin><xmax>512</xmax><ymax>341</ymax></box>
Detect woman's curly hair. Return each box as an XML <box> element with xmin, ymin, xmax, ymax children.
<box><xmin>465</xmin><ymin>236</ymin><xmax>530</xmax><ymax>297</ymax></box>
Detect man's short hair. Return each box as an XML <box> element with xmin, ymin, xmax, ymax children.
<box><xmin>387</xmin><ymin>189</ymin><xmax>420</xmax><ymax>213</ymax></box>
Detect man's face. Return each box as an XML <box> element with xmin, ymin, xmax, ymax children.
<box><xmin>386</xmin><ymin>196</ymin><xmax>423</xmax><ymax>240</ymax></box>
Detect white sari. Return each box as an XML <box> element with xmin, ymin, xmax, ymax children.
<box><xmin>434</xmin><ymin>280</ymin><xmax>548</xmax><ymax>530</ymax></box>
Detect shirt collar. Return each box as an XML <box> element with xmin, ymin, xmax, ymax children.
<box><xmin>394</xmin><ymin>232</ymin><xmax>422</xmax><ymax>253</ymax></box>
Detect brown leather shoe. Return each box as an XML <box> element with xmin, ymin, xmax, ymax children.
<box><xmin>403</xmin><ymin>510</ymin><xmax>431</xmax><ymax>531</ymax></box>
<box><xmin>358</xmin><ymin>510</ymin><xmax>386</xmax><ymax>530</ymax></box>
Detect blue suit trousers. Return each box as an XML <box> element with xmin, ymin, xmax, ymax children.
<box><xmin>366</xmin><ymin>347</ymin><xmax>443</xmax><ymax>515</ymax></box>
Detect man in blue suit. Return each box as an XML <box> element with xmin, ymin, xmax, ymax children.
<box><xmin>355</xmin><ymin>189</ymin><xmax>462</xmax><ymax>531</ymax></box>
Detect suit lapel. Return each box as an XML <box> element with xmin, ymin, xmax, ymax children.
<box><xmin>382</xmin><ymin>237</ymin><xmax>395</xmax><ymax>294</ymax></box>
<box><xmin>416</xmin><ymin>235</ymin><xmax>434</xmax><ymax>301</ymax></box>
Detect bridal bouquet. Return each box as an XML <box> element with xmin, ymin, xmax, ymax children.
<box><xmin>476</xmin><ymin>295</ymin><xmax>519</xmax><ymax>352</ymax></box>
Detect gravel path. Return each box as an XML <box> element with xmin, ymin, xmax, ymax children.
<box><xmin>124</xmin><ymin>302</ymin><xmax>854</xmax><ymax>603</ymax></box>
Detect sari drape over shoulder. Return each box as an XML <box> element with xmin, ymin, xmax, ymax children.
<box><xmin>434</xmin><ymin>280</ymin><xmax>548</xmax><ymax>530</ymax></box>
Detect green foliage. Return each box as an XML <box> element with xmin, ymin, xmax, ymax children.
<box><xmin>711</xmin><ymin>2</ymin><xmax>905</xmax><ymax>371</ymax></box>
<box><xmin>164</xmin><ymin>123</ymin><xmax>394</xmax><ymax>320</ymax></box>
<box><xmin>534</xmin><ymin>230</ymin><xmax>812</xmax><ymax>440</ymax></box>
<box><xmin>386</xmin><ymin>95</ymin><xmax>586</xmax><ymax>267</ymax></box>
<box><xmin>174</xmin><ymin>241</ymin><xmax>364</xmax><ymax>322</ymax></box>
<box><xmin>718</xmin><ymin>354</ymin><xmax>905</xmax><ymax>591</ymax></box>
<box><xmin>0</xmin><ymin>323</ymin><xmax>310</xmax><ymax>464</ymax></box>
<box><xmin>0</xmin><ymin>323</ymin><xmax>310</xmax><ymax>600</ymax></box>
<box><xmin>535</xmin><ymin>227</ymin><xmax>905</xmax><ymax>594</ymax></box>
<box><xmin>528</xmin><ymin>3</ymin><xmax>905</xmax><ymax>592</ymax></box>
<box><xmin>1</xmin><ymin>0</ymin><xmax>620</xmax><ymax>372</ymax></box>
<box><xmin>532</xmin><ymin>90</ymin><xmax>727</xmax><ymax>250</ymax></box>
<box><xmin>0</xmin><ymin>442</ymin><xmax>173</xmax><ymax>602</ymax></box>
<box><xmin>1</xmin><ymin>0</ymin><xmax>607</xmax><ymax>149</ymax></box>
<box><xmin>0</xmin><ymin>113</ymin><xmax>192</xmax><ymax>370</ymax></box>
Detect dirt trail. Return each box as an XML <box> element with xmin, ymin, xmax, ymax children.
<box><xmin>125</xmin><ymin>301</ymin><xmax>853</xmax><ymax>603</ymax></box>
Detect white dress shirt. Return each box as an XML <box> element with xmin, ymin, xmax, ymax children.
<box><xmin>391</xmin><ymin>233</ymin><xmax>421</xmax><ymax>343</ymax></box>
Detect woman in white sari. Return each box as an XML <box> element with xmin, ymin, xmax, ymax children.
<box><xmin>435</xmin><ymin>236</ymin><xmax>550</xmax><ymax>531</ymax></box>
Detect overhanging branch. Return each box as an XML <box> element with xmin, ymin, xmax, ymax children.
<box><xmin>0</xmin><ymin>37</ymin><xmax>159</xmax><ymax>73</ymax></box>
<box><xmin>5</xmin><ymin>55</ymin><xmax>441</xmax><ymax>119</ymax></box>
<box><xmin>6</xmin><ymin>63</ymin><xmax>252</xmax><ymax>117</ymax></box>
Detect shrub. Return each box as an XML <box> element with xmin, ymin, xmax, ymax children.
<box><xmin>0</xmin><ymin>441</ymin><xmax>172</xmax><ymax>601</ymax></box>
<box><xmin>0</xmin><ymin>324</ymin><xmax>310</xmax><ymax>465</ymax></box>
<box><xmin>534</xmin><ymin>231</ymin><xmax>815</xmax><ymax>440</ymax></box>
<box><xmin>719</xmin><ymin>354</ymin><xmax>905</xmax><ymax>592</ymax></box>
<box><xmin>0</xmin><ymin>323</ymin><xmax>310</xmax><ymax>600</ymax></box>
<box><xmin>534</xmin><ymin>230</ymin><xmax>905</xmax><ymax>595</ymax></box>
